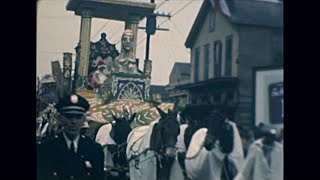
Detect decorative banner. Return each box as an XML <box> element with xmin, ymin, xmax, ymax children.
<box><xmin>78</xmin><ymin>90</ymin><xmax>173</xmax><ymax>128</ymax></box>
<box><xmin>111</xmin><ymin>74</ymin><xmax>150</xmax><ymax>101</ymax></box>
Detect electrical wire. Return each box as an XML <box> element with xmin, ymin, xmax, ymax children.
<box><xmin>136</xmin><ymin>0</ymin><xmax>195</xmax><ymax>47</ymax></box>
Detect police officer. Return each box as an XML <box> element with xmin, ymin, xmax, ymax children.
<box><xmin>37</xmin><ymin>94</ymin><xmax>104</xmax><ymax>180</ymax></box>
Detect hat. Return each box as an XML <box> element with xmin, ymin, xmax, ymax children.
<box><xmin>260</xmin><ymin>124</ymin><xmax>277</xmax><ymax>137</ymax></box>
<box><xmin>56</xmin><ymin>94</ymin><xmax>90</xmax><ymax>115</ymax></box>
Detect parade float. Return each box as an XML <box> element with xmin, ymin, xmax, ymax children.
<box><xmin>37</xmin><ymin>0</ymin><xmax>176</xmax><ymax>140</ymax></box>
<box><xmin>73</xmin><ymin>27</ymin><xmax>173</xmax><ymax>138</ymax></box>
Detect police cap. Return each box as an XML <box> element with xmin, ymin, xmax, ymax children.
<box><xmin>56</xmin><ymin>94</ymin><xmax>90</xmax><ymax>115</ymax></box>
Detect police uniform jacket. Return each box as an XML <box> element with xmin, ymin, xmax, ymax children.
<box><xmin>37</xmin><ymin>132</ymin><xmax>104</xmax><ymax>180</ymax></box>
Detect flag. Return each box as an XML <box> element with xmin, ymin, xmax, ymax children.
<box><xmin>219</xmin><ymin>0</ymin><xmax>231</xmax><ymax>17</ymax></box>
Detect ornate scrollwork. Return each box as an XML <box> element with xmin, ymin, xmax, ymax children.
<box><xmin>117</xmin><ymin>82</ymin><xmax>144</xmax><ymax>100</ymax></box>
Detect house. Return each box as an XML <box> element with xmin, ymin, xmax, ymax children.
<box><xmin>178</xmin><ymin>0</ymin><xmax>283</xmax><ymax>127</ymax></box>
<box><xmin>166</xmin><ymin>62</ymin><xmax>191</xmax><ymax>107</ymax></box>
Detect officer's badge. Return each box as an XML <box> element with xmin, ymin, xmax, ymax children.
<box><xmin>85</xmin><ymin>161</ymin><xmax>92</xmax><ymax>168</ymax></box>
<box><xmin>111</xmin><ymin>120</ymin><xmax>116</xmax><ymax>125</ymax></box>
<box><xmin>70</xmin><ymin>95</ymin><xmax>78</xmax><ymax>104</ymax></box>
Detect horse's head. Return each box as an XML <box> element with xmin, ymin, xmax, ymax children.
<box><xmin>184</xmin><ymin>117</ymin><xmax>201</xmax><ymax>151</ymax></box>
<box><xmin>152</xmin><ymin>106</ymin><xmax>180</xmax><ymax>158</ymax></box>
<box><xmin>110</xmin><ymin>113</ymin><xmax>136</xmax><ymax>145</ymax></box>
<box><xmin>204</xmin><ymin>110</ymin><xmax>234</xmax><ymax>154</ymax></box>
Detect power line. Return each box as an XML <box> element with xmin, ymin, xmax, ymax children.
<box><xmin>137</xmin><ymin>0</ymin><xmax>195</xmax><ymax>48</ymax></box>
<box><xmin>115</xmin><ymin>0</ymin><xmax>168</xmax><ymax>46</ymax></box>
<box><xmin>38</xmin><ymin>16</ymin><xmax>76</xmax><ymax>18</ymax></box>
<box><xmin>108</xmin><ymin>25</ymin><xmax>125</xmax><ymax>42</ymax></box>
<box><xmin>164</xmin><ymin>33</ymin><xmax>178</xmax><ymax>61</ymax></box>
<box><xmin>169</xmin><ymin>20</ymin><xmax>185</xmax><ymax>41</ymax></box>
<box><xmin>169</xmin><ymin>20</ymin><xmax>190</xmax><ymax>54</ymax></box>
<box><xmin>95</xmin><ymin>1</ymin><xmax>162</xmax><ymax>45</ymax></box>
<box><xmin>156</xmin><ymin>0</ymin><xmax>167</xmax><ymax>9</ymax></box>
<box><xmin>38</xmin><ymin>17</ymin><xmax>78</xmax><ymax>21</ymax></box>
<box><xmin>158</xmin><ymin>0</ymin><xmax>194</xmax><ymax>27</ymax></box>
<box><xmin>92</xmin><ymin>21</ymin><xmax>110</xmax><ymax>39</ymax></box>
<box><xmin>38</xmin><ymin>0</ymin><xmax>65</xmax><ymax>1</ymax></box>
<box><xmin>39</xmin><ymin>51</ymin><xmax>76</xmax><ymax>56</ymax></box>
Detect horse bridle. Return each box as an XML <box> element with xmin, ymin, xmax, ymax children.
<box><xmin>157</xmin><ymin>120</ymin><xmax>177</xmax><ymax>156</ymax></box>
<box><xmin>110</xmin><ymin>142</ymin><xmax>127</xmax><ymax>158</ymax></box>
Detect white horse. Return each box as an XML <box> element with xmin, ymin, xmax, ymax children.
<box><xmin>95</xmin><ymin>123</ymin><xmax>117</xmax><ymax>172</ymax></box>
<box><xmin>185</xmin><ymin>120</ymin><xmax>244</xmax><ymax>180</ymax></box>
<box><xmin>126</xmin><ymin>122</ymin><xmax>155</xmax><ymax>180</ymax></box>
<box><xmin>126</xmin><ymin>107</ymin><xmax>180</xmax><ymax>180</ymax></box>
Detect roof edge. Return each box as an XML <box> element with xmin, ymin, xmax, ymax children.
<box><xmin>185</xmin><ymin>0</ymin><xmax>210</xmax><ymax>48</ymax></box>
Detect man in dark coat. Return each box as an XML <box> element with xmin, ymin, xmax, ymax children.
<box><xmin>37</xmin><ymin>94</ymin><xmax>104</xmax><ymax>180</ymax></box>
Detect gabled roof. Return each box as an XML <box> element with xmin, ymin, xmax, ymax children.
<box><xmin>185</xmin><ymin>1</ymin><xmax>210</xmax><ymax>48</ymax></box>
<box><xmin>229</xmin><ymin>0</ymin><xmax>283</xmax><ymax>27</ymax></box>
<box><xmin>185</xmin><ymin>0</ymin><xmax>283</xmax><ymax>48</ymax></box>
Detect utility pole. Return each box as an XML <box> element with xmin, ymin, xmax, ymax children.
<box><xmin>145</xmin><ymin>0</ymin><xmax>155</xmax><ymax>61</ymax></box>
<box><xmin>141</xmin><ymin>0</ymin><xmax>171</xmax><ymax>79</ymax></box>
<box><xmin>144</xmin><ymin>0</ymin><xmax>171</xmax><ymax>61</ymax></box>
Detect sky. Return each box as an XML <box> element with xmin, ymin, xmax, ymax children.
<box><xmin>37</xmin><ymin>0</ymin><xmax>203</xmax><ymax>85</ymax></box>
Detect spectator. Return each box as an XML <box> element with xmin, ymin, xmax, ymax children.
<box><xmin>235</xmin><ymin>125</ymin><xmax>283</xmax><ymax>180</ymax></box>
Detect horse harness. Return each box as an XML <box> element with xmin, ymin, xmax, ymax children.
<box><xmin>105</xmin><ymin>141</ymin><xmax>129</xmax><ymax>174</ymax></box>
<box><xmin>127</xmin><ymin>124</ymin><xmax>176</xmax><ymax>174</ymax></box>
<box><xmin>108</xmin><ymin>142</ymin><xmax>127</xmax><ymax>158</ymax></box>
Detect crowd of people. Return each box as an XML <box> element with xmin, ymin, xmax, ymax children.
<box><xmin>234</xmin><ymin>123</ymin><xmax>283</xmax><ymax>180</ymax></box>
<box><xmin>37</xmin><ymin>92</ymin><xmax>283</xmax><ymax>180</ymax></box>
<box><xmin>238</xmin><ymin>123</ymin><xmax>283</xmax><ymax>157</ymax></box>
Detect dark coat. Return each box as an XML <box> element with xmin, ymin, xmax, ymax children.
<box><xmin>37</xmin><ymin>133</ymin><xmax>104</xmax><ymax>180</ymax></box>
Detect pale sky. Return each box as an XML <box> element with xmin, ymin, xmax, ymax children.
<box><xmin>37</xmin><ymin>0</ymin><xmax>203</xmax><ymax>85</ymax></box>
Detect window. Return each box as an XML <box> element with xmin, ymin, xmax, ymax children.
<box><xmin>214</xmin><ymin>41</ymin><xmax>222</xmax><ymax>77</ymax></box>
<box><xmin>204</xmin><ymin>44</ymin><xmax>210</xmax><ymax>80</ymax></box>
<box><xmin>225</xmin><ymin>35</ymin><xmax>233</xmax><ymax>76</ymax></box>
<box><xmin>194</xmin><ymin>47</ymin><xmax>200</xmax><ymax>82</ymax></box>
<box><xmin>209</xmin><ymin>11</ymin><xmax>216</xmax><ymax>32</ymax></box>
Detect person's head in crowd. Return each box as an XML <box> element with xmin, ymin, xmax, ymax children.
<box><xmin>56</xmin><ymin>94</ymin><xmax>90</xmax><ymax>140</ymax></box>
<box><xmin>260</xmin><ymin>125</ymin><xmax>277</xmax><ymax>146</ymax></box>
<box><xmin>247</xmin><ymin>128</ymin><xmax>255</xmax><ymax>140</ymax></box>
<box><xmin>258</xmin><ymin>122</ymin><xmax>265</xmax><ymax>128</ymax></box>
<box><xmin>253</xmin><ymin>122</ymin><xmax>266</xmax><ymax>139</ymax></box>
